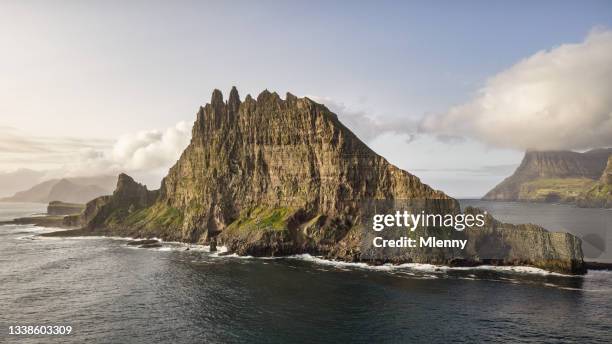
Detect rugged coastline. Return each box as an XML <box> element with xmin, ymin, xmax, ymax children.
<box><xmin>39</xmin><ymin>88</ymin><xmax>586</xmax><ymax>274</ymax></box>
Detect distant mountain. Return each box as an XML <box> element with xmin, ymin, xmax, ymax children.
<box><xmin>483</xmin><ymin>149</ymin><xmax>612</xmax><ymax>205</ymax></box>
<box><xmin>0</xmin><ymin>169</ymin><xmax>46</xmax><ymax>198</ymax></box>
<box><xmin>0</xmin><ymin>175</ymin><xmax>117</xmax><ymax>204</ymax></box>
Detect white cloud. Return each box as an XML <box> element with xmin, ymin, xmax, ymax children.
<box><xmin>0</xmin><ymin>122</ymin><xmax>192</xmax><ymax>188</ymax></box>
<box><xmin>111</xmin><ymin>121</ymin><xmax>191</xmax><ymax>171</ymax></box>
<box><xmin>419</xmin><ymin>29</ymin><xmax>612</xmax><ymax>151</ymax></box>
<box><xmin>52</xmin><ymin>121</ymin><xmax>192</xmax><ymax>184</ymax></box>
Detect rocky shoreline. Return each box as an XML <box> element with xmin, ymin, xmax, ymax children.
<box><xmin>0</xmin><ymin>215</ymin><xmax>71</xmax><ymax>227</ymax></box>
<box><xmin>31</xmin><ymin>89</ymin><xmax>590</xmax><ymax>275</ymax></box>
<box><xmin>37</xmin><ymin>227</ymin><xmax>597</xmax><ymax>274</ymax></box>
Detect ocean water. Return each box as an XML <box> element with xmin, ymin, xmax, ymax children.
<box><xmin>1</xmin><ymin>202</ymin><xmax>611</xmax><ymax>343</ymax></box>
<box><xmin>0</xmin><ymin>202</ymin><xmax>46</xmax><ymax>222</ymax></box>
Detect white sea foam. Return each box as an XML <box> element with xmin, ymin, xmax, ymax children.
<box><xmin>211</xmin><ymin>251</ymin><xmax>250</xmax><ymax>259</ymax></box>
<box><xmin>134</xmin><ymin>241</ymin><xmax>228</xmax><ymax>254</ymax></box>
<box><xmin>429</xmin><ymin>264</ymin><xmax>576</xmax><ymax>277</ymax></box>
<box><xmin>231</xmin><ymin>253</ymin><xmax>578</xmax><ymax>277</ymax></box>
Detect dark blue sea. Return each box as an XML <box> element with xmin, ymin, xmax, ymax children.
<box><xmin>0</xmin><ymin>202</ymin><xmax>610</xmax><ymax>343</ymax></box>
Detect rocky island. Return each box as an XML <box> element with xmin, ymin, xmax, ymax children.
<box><xmin>51</xmin><ymin>88</ymin><xmax>586</xmax><ymax>274</ymax></box>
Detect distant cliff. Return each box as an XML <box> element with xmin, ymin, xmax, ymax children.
<box><xmin>483</xmin><ymin>149</ymin><xmax>612</xmax><ymax>205</ymax></box>
<box><xmin>67</xmin><ymin>88</ymin><xmax>585</xmax><ymax>273</ymax></box>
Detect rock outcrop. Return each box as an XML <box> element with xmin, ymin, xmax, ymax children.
<box><xmin>47</xmin><ymin>201</ymin><xmax>85</xmax><ymax>216</ymax></box>
<box><xmin>64</xmin><ymin>174</ymin><xmax>158</xmax><ymax>228</ymax></box>
<box><xmin>483</xmin><ymin>149</ymin><xmax>612</xmax><ymax>204</ymax></box>
<box><xmin>71</xmin><ymin>88</ymin><xmax>586</xmax><ymax>273</ymax></box>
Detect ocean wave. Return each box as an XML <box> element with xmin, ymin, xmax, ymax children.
<box><xmin>284</xmin><ymin>254</ymin><xmax>576</xmax><ymax>276</ymax></box>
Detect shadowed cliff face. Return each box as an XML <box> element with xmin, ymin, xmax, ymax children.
<box><xmin>577</xmin><ymin>156</ymin><xmax>612</xmax><ymax>208</ymax></box>
<box><xmin>483</xmin><ymin>149</ymin><xmax>612</xmax><ymax>202</ymax></box>
<box><xmin>601</xmin><ymin>156</ymin><xmax>612</xmax><ymax>184</ymax></box>
<box><xmin>74</xmin><ymin>88</ymin><xmax>586</xmax><ymax>274</ymax></box>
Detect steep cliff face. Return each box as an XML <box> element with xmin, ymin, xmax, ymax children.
<box><xmin>483</xmin><ymin>149</ymin><xmax>612</xmax><ymax>202</ymax></box>
<box><xmin>75</xmin><ymin>88</ymin><xmax>585</xmax><ymax>273</ymax></box>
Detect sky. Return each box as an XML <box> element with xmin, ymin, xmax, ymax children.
<box><xmin>1</xmin><ymin>0</ymin><xmax>611</xmax><ymax>197</ymax></box>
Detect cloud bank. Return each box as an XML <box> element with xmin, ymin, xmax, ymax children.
<box><xmin>419</xmin><ymin>29</ymin><xmax>612</xmax><ymax>151</ymax></box>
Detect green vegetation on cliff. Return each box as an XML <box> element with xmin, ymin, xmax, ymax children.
<box><xmin>227</xmin><ymin>206</ymin><xmax>294</xmax><ymax>233</ymax></box>
<box><xmin>125</xmin><ymin>205</ymin><xmax>184</xmax><ymax>229</ymax></box>
<box><xmin>518</xmin><ymin>178</ymin><xmax>596</xmax><ymax>202</ymax></box>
